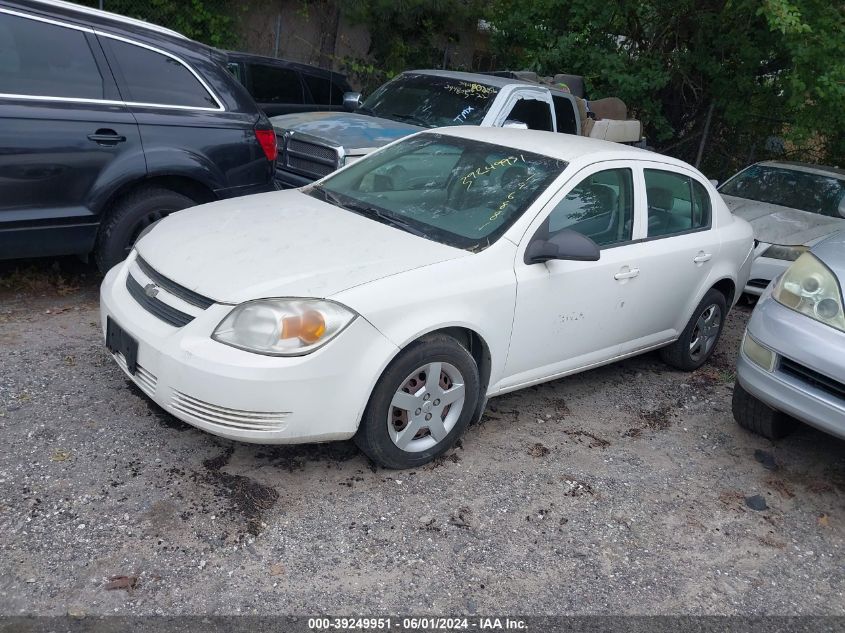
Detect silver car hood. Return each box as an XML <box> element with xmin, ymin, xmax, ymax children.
<box><xmin>812</xmin><ymin>231</ymin><xmax>845</xmax><ymax>281</ymax></box>
<box><xmin>269</xmin><ymin>111</ymin><xmax>420</xmax><ymax>154</ymax></box>
<box><xmin>722</xmin><ymin>194</ymin><xmax>845</xmax><ymax>246</ymax></box>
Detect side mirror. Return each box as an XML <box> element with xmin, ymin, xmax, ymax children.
<box><xmin>343</xmin><ymin>91</ymin><xmax>363</xmax><ymax>112</ymax></box>
<box><xmin>709</xmin><ymin>179</ymin><xmax>719</xmax><ymax>188</ymax></box>
<box><xmin>503</xmin><ymin>119</ymin><xmax>528</xmax><ymax>129</ymax></box>
<box><xmin>524</xmin><ymin>229</ymin><xmax>600</xmax><ymax>264</ymax></box>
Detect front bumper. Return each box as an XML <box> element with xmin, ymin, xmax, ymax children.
<box><xmin>743</xmin><ymin>253</ymin><xmax>789</xmax><ymax>296</ymax></box>
<box><xmin>274</xmin><ymin>168</ymin><xmax>317</xmax><ymax>189</ymax></box>
<box><xmin>99</xmin><ymin>255</ymin><xmax>398</xmax><ymax>444</ymax></box>
<box><xmin>737</xmin><ymin>292</ymin><xmax>845</xmax><ymax>439</ymax></box>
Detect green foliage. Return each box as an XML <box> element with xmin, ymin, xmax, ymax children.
<box><xmin>342</xmin><ymin>0</ymin><xmax>484</xmax><ymax>88</ymax></box>
<box><xmin>77</xmin><ymin>0</ymin><xmax>239</xmax><ymax>49</ymax></box>
<box><xmin>485</xmin><ymin>0</ymin><xmax>845</xmax><ymax>174</ymax></box>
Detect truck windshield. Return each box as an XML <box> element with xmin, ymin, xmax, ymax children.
<box><xmin>307</xmin><ymin>133</ymin><xmax>567</xmax><ymax>251</ymax></box>
<box><xmin>360</xmin><ymin>74</ymin><xmax>499</xmax><ymax>128</ymax></box>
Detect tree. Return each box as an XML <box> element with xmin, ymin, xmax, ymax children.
<box><xmin>485</xmin><ymin>0</ymin><xmax>844</xmax><ymax>175</ymax></box>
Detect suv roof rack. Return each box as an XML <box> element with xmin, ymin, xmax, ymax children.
<box><xmin>26</xmin><ymin>0</ymin><xmax>188</xmax><ymax>39</ymax></box>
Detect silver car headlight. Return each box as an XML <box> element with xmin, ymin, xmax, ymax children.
<box><xmin>762</xmin><ymin>244</ymin><xmax>808</xmax><ymax>261</ymax></box>
<box><xmin>212</xmin><ymin>299</ymin><xmax>356</xmax><ymax>356</ymax></box>
<box><xmin>772</xmin><ymin>252</ymin><xmax>845</xmax><ymax>332</ymax></box>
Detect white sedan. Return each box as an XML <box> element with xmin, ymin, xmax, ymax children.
<box><xmin>101</xmin><ymin>127</ymin><xmax>754</xmax><ymax>469</ymax></box>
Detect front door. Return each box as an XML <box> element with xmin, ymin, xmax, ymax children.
<box><xmin>501</xmin><ymin>162</ymin><xmax>640</xmax><ymax>389</ymax></box>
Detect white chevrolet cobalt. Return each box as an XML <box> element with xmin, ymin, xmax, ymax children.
<box><xmin>101</xmin><ymin>128</ymin><xmax>754</xmax><ymax>469</ymax></box>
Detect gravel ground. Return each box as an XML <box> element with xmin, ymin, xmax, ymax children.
<box><xmin>0</xmin><ymin>258</ymin><xmax>843</xmax><ymax>616</ymax></box>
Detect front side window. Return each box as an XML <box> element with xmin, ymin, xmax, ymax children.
<box><xmin>250</xmin><ymin>64</ymin><xmax>303</xmax><ymax>104</ymax></box>
<box><xmin>645</xmin><ymin>169</ymin><xmax>710</xmax><ymax>237</ymax></box>
<box><xmin>308</xmin><ymin>133</ymin><xmax>567</xmax><ymax>251</ymax></box>
<box><xmin>543</xmin><ymin>168</ymin><xmax>634</xmax><ymax>246</ymax></box>
<box><xmin>720</xmin><ymin>164</ymin><xmax>845</xmax><ymax>217</ymax></box>
<box><xmin>106</xmin><ymin>38</ymin><xmax>217</xmax><ymax>108</ymax></box>
<box><xmin>360</xmin><ymin>74</ymin><xmax>499</xmax><ymax>128</ymax></box>
<box><xmin>0</xmin><ymin>12</ymin><xmax>104</xmax><ymax>100</ymax></box>
<box><xmin>303</xmin><ymin>74</ymin><xmax>343</xmax><ymax>105</ymax></box>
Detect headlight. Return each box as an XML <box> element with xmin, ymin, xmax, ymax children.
<box><xmin>212</xmin><ymin>299</ymin><xmax>356</xmax><ymax>356</ymax></box>
<box><xmin>772</xmin><ymin>252</ymin><xmax>845</xmax><ymax>332</ymax></box>
<box><xmin>762</xmin><ymin>244</ymin><xmax>808</xmax><ymax>261</ymax></box>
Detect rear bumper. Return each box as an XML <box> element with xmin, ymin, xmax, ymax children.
<box><xmin>737</xmin><ymin>294</ymin><xmax>845</xmax><ymax>439</ymax></box>
<box><xmin>99</xmin><ymin>255</ymin><xmax>398</xmax><ymax>444</ymax></box>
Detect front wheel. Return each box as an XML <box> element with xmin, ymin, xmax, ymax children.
<box><xmin>660</xmin><ymin>288</ymin><xmax>727</xmax><ymax>371</ymax></box>
<box><xmin>355</xmin><ymin>334</ymin><xmax>480</xmax><ymax>469</ymax></box>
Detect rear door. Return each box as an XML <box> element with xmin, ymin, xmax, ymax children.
<box><xmin>614</xmin><ymin>163</ymin><xmax>721</xmax><ymax>354</ymax></box>
<box><xmin>98</xmin><ymin>34</ymin><xmax>267</xmax><ymax>195</ymax></box>
<box><xmin>0</xmin><ymin>7</ymin><xmax>144</xmax><ymax>258</ymax></box>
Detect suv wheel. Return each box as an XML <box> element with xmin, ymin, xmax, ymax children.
<box><xmin>95</xmin><ymin>186</ymin><xmax>197</xmax><ymax>273</ymax></box>
<box><xmin>732</xmin><ymin>381</ymin><xmax>795</xmax><ymax>439</ymax></box>
<box><xmin>355</xmin><ymin>334</ymin><xmax>480</xmax><ymax>469</ymax></box>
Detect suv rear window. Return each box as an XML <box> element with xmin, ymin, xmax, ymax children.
<box><xmin>105</xmin><ymin>38</ymin><xmax>217</xmax><ymax>109</ymax></box>
<box><xmin>250</xmin><ymin>64</ymin><xmax>303</xmax><ymax>104</ymax></box>
<box><xmin>0</xmin><ymin>12</ymin><xmax>104</xmax><ymax>100</ymax></box>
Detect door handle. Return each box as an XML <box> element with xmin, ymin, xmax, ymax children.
<box><xmin>87</xmin><ymin>129</ymin><xmax>127</xmax><ymax>145</ymax></box>
<box><xmin>693</xmin><ymin>252</ymin><xmax>712</xmax><ymax>264</ymax></box>
<box><xmin>614</xmin><ymin>267</ymin><xmax>640</xmax><ymax>280</ymax></box>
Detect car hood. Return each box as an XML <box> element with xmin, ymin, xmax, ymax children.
<box><xmin>722</xmin><ymin>194</ymin><xmax>845</xmax><ymax>245</ymax></box>
<box><xmin>270</xmin><ymin>111</ymin><xmax>421</xmax><ymax>153</ymax></box>
<box><xmin>812</xmin><ymin>231</ymin><xmax>845</xmax><ymax>282</ymax></box>
<box><xmin>135</xmin><ymin>190</ymin><xmax>466</xmax><ymax>304</ymax></box>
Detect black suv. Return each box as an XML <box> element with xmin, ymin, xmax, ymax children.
<box><xmin>0</xmin><ymin>0</ymin><xmax>276</xmax><ymax>271</ymax></box>
<box><xmin>224</xmin><ymin>51</ymin><xmax>352</xmax><ymax>117</ymax></box>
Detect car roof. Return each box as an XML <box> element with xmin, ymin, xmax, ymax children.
<box><xmin>224</xmin><ymin>51</ymin><xmax>349</xmax><ymax>81</ymax></box>
<box><xmin>403</xmin><ymin>69</ymin><xmax>538</xmax><ymax>89</ymax></box>
<box><xmin>10</xmin><ymin>0</ymin><xmax>213</xmax><ymax>55</ymax></box>
<box><xmin>431</xmin><ymin>126</ymin><xmax>686</xmax><ymax>167</ymax></box>
<box><xmin>757</xmin><ymin>161</ymin><xmax>845</xmax><ymax>180</ymax></box>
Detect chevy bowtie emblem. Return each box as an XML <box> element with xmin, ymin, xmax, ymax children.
<box><xmin>144</xmin><ymin>283</ymin><xmax>159</xmax><ymax>298</ymax></box>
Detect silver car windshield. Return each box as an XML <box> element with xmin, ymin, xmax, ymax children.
<box><xmin>721</xmin><ymin>165</ymin><xmax>845</xmax><ymax>217</ymax></box>
<box><xmin>308</xmin><ymin>133</ymin><xmax>567</xmax><ymax>251</ymax></box>
<box><xmin>360</xmin><ymin>74</ymin><xmax>499</xmax><ymax>128</ymax></box>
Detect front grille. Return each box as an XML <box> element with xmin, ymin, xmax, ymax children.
<box><xmin>280</xmin><ymin>136</ymin><xmax>340</xmax><ymax>179</ymax></box>
<box><xmin>136</xmin><ymin>257</ymin><xmax>214</xmax><ymax>309</ymax></box>
<box><xmin>126</xmin><ymin>274</ymin><xmax>194</xmax><ymax>328</ymax></box>
<box><xmin>171</xmin><ymin>391</ymin><xmax>289</xmax><ymax>432</ymax></box>
<box><xmin>747</xmin><ymin>278</ymin><xmax>770</xmax><ymax>289</ymax></box>
<box><xmin>780</xmin><ymin>357</ymin><xmax>845</xmax><ymax>402</ymax></box>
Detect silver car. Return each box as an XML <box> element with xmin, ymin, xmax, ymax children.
<box><xmin>719</xmin><ymin>161</ymin><xmax>845</xmax><ymax>296</ymax></box>
<box><xmin>733</xmin><ymin>231</ymin><xmax>845</xmax><ymax>439</ymax></box>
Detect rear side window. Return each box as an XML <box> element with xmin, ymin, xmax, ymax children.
<box><xmin>552</xmin><ymin>95</ymin><xmax>578</xmax><ymax>134</ymax></box>
<box><xmin>645</xmin><ymin>169</ymin><xmax>711</xmax><ymax>237</ymax></box>
<box><xmin>105</xmin><ymin>38</ymin><xmax>217</xmax><ymax>108</ymax></box>
<box><xmin>303</xmin><ymin>74</ymin><xmax>344</xmax><ymax>105</ymax></box>
<box><xmin>250</xmin><ymin>64</ymin><xmax>303</xmax><ymax>104</ymax></box>
<box><xmin>0</xmin><ymin>12</ymin><xmax>104</xmax><ymax>99</ymax></box>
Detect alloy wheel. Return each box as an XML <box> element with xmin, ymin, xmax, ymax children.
<box><xmin>689</xmin><ymin>304</ymin><xmax>722</xmax><ymax>362</ymax></box>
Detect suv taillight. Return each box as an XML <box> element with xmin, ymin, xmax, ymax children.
<box><xmin>255</xmin><ymin>127</ymin><xmax>278</xmax><ymax>162</ymax></box>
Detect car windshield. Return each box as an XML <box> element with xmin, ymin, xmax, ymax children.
<box><xmin>720</xmin><ymin>165</ymin><xmax>845</xmax><ymax>217</ymax></box>
<box><xmin>307</xmin><ymin>133</ymin><xmax>567</xmax><ymax>251</ymax></box>
<box><xmin>360</xmin><ymin>74</ymin><xmax>499</xmax><ymax>128</ymax></box>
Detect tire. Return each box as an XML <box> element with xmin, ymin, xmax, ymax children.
<box><xmin>660</xmin><ymin>288</ymin><xmax>727</xmax><ymax>371</ymax></box>
<box><xmin>355</xmin><ymin>334</ymin><xmax>480</xmax><ymax>469</ymax></box>
<box><xmin>732</xmin><ymin>381</ymin><xmax>795</xmax><ymax>439</ymax></box>
<box><xmin>95</xmin><ymin>186</ymin><xmax>197</xmax><ymax>273</ymax></box>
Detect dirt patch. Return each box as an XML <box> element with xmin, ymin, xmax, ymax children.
<box><xmin>201</xmin><ymin>446</ymin><xmax>279</xmax><ymax>537</ymax></box>
<box><xmin>562</xmin><ymin>429</ymin><xmax>610</xmax><ymax>448</ymax></box>
<box><xmin>527</xmin><ymin>442</ymin><xmax>550</xmax><ymax>457</ymax></box>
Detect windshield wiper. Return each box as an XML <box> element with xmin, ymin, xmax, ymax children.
<box><xmin>311</xmin><ymin>186</ymin><xmax>428</xmax><ymax>239</ymax></box>
<box><xmin>310</xmin><ymin>185</ymin><xmax>345</xmax><ymax>207</ymax></box>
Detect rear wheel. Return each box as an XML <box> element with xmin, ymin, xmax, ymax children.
<box><xmin>95</xmin><ymin>186</ymin><xmax>197</xmax><ymax>273</ymax></box>
<box><xmin>660</xmin><ymin>288</ymin><xmax>727</xmax><ymax>371</ymax></box>
<box><xmin>732</xmin><ymin>381</ymin><xmax>795</xmax><ymax>439</ymax></box>
<box><xmin>355</xmin><ymin>335</ymin><xmax>480</xmax><ymax>469</ymax></box>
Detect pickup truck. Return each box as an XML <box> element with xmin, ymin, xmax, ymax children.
<box><xmin>270</xmin><ymin>69</ymin><xmax>643</xmax><ymax>188</ymax></box>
